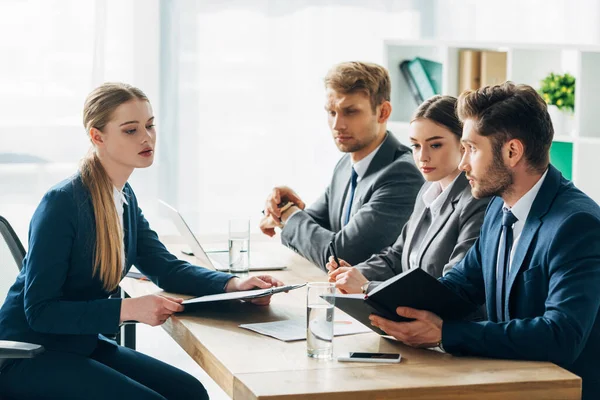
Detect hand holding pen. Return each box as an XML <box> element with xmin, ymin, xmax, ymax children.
<box><xmin>326</xmin><ymin>241</ymin><xmax>351</xmax><ymax>272</ymax></box>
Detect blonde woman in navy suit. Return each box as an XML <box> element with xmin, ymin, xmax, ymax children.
<box><xmin>327</xmin><ymin>95</ymin><xmax>490</xmax><ymax>294</ymax></box>
<box><xmin>0</xmin><ymin>83</ymin><xmax>284</xmax><ymax>400</ymax></box>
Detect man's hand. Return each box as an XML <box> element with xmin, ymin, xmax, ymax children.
<box><xmin>224</xmin><ymin>275</ymin><xmax>285</xmax><ymax>305</ymax></box>
<box><xmin>325</xmin><ymin>255</ymin><xmax>351</xmax><ymax>272</ymax></box>
<box><xmin>328</xmin><ymin>265</ymin><xmax>368</xmax><ymax>294</ymax></box>
<box><xmin>264</xmin><ymin>186</ymin><xmax>306</xmax><ymax>220</ymax></box>
<box><xmin>259</xmin><ymin>214</ymin><xmax>282</xmax><ymax>237</ymax></box>
<box><xmin>280</xmin><ymin>205</ymin><xmax>300</xmax><ymax>224</ymax></box>
<box><xmin>369</xmin><ymin>307</ymin><xmax>443</xmax><ymax>348</ymax></box>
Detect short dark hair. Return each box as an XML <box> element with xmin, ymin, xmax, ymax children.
<box><xmin>324</xmin><ymin>61</ymin><xmax>391</xmax><ymax>113</ymax></box>
<box><xmin>412</xmin><ymin>95</ymin><xmax>462</xmax><ymax>139</ymax></box>
<box><xmin>457</xmin><ymin>81</ymin><xmax>554</xmax><ymax>173</ymax></box>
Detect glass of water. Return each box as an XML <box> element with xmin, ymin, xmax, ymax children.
<box><xmin>306</xmin><ymin>282</ymin><xmax>335</xmax><ymax>359</ymax></box>
<box><xmin>228</xmin><ymin>219</ymin><xmax>250</xmax><ymax>274</ymax></box>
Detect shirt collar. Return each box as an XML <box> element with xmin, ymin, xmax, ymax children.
<box><xmin>351</xmin><ymin>135</ymin><xmax>386</xmax><ymax>179</ymax></box>
<box><xmin>422</xmin><ymin>173</ymin><xmax>460</xmax><ymax>216</ymax></box>
<box><xmin>503</xmin><ymin>168</ymin><xmax>548</xmax><ymax>223</ymax></box>
<box><xmin>113</xmin><ymin>186</ymin><xmax>129</xmax><ymax>206</ymax></box>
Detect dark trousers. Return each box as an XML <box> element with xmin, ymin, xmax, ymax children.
<box><xmin>0</xmin><ymin>339</ymin><xmax>208</xmax><ymax>400</ymax></box>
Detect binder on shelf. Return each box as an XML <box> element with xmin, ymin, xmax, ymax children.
<box><xmin>458</xmin><ymin>50</ymin><xmax>481</xmax><ymax>93</ymax></box>
<box><xmin>399</xmin><ymin>57</ymin><xmax>442</xmax><ymax>105</ymax></box>
<box><xmin>480</xmin><ymin>51</ymin><xmax>507</xmax><ymax>87</ymax></box>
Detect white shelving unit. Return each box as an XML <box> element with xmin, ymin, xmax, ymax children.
<box><xmin>383</xmin><ymin>40</ymin><xmax>600</xmax><ymax>203</ymax></box>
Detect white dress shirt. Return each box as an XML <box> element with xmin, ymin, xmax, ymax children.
<box><xmin>496</xmin><ymin>169</ymin><xmax>548</xmax><ymax>276</ymax></box>
<box><xmin>408</xmin><ymin>174</ymin><xmax>459</xmax><ymax>269</ymax></box>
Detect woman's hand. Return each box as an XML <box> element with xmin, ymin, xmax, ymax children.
<box><xmin>225</xmin><ymin>275</ymin><xmax>285</xmax><ymax>305</ymax></box>
<box><xmin>328</xmin><ymin>266</ymin><xmax>368</xmax><ymax>294</ymax></box>
<box><xmin>120</xmin><ymin>294</ymin><xmax>184</xmax><ymax>326</ymax></box>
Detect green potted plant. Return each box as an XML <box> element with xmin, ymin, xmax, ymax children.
<box><xmin>539</xmin><ymin>72</ymin><xmax>575</xmax><ymax>136</ymax></box>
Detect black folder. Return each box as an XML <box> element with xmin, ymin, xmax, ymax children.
<box><xmin>181</xmin><ymin>283</ymin><xmax>305</xmax><ymax>306</ymax></box>
<box><xmin>334</xmin><ymin>268</ymin><xmax>474</xmax><ymax>335</ymax></box>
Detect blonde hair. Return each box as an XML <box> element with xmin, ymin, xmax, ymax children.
<box><xmin>81</xmin><ymin>82</ymin><xmax>149</xmax><ymax>291</ymax></box>
<box><xmin>324</xmin><ymin>61</ymin><xmax>391</xmax><ymax>113</ymax></box>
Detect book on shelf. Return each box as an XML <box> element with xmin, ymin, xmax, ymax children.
<box><xmin>399</xmin><ymin>57</ymin><xmax>442</xmax><ymax>105</ymax></box>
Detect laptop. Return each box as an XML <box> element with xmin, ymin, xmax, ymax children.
<box><xmin>159</xmin><ymin>200</ymin><xmax>287</xmax><ymax>272</ymax></box>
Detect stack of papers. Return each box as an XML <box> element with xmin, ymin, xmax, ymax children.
<box><xmin>239</xmin><ymin>318</ymin><xmax>371</xmax><ymax>342</ymax></box>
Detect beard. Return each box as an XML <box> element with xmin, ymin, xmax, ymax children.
<box><xmin>471</xmin><ymin>152</ymin><xmax>513</xmax><ymax>199</ymax></box>
<box><xmin>335</xmin><ymin>139</ymin><xmax>369</xmax><ymax>153</ymax></box>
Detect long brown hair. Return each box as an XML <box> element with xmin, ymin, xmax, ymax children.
<box><xmin>81</xmin><ymin>82</ymin><xmax>149</xmax><ymax>291</ymax></box>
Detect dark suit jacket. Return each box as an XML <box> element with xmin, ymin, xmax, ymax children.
<box><xmin>0</xmin><ymin>174</ymin><xmax>232</xmax><ymax>357</ymax></box>
<box><xmin>357</xmin><ymin>172</ymin><xmax>489</xmax><ymax>287</ymax></box>
<box><xmin>440</xmin><ymin>165</ymin><xmax>600</xmax><ymax>399</ymax></box>
<box><xmin>281</xmin><ymin>132</ymin><xmax>423</xmax><ymax>270</ymax></box>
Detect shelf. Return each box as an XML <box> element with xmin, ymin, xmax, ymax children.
<box><xmin>553</xmin><ymin>135</ymin><xmax>575</xmax><ymax>143</ymax></box>
<box><xmin>577</xmin><ymin>137</ymin><xmax>600</xmax><ymax>145</ymax></box>
<box><xmin>382</xmin><ymin>40</ymin><xmax>600</xmax><ymax>204</ymax></box>
<box><xmin>576</xmin><ymin>51</ymin><xmax>600</xmax><ymax>138</ymax></box>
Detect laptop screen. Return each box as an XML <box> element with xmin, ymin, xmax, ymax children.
<box><xmin>158</xmin><ymin>200</ymin><xmax>215</xmax><ymax>270</ymax></box>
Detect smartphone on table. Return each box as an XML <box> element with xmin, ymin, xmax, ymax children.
<box><xmin>337</xmin><ymin>352</ymin><xmax>401</xmax><ymax>363</ymax></box>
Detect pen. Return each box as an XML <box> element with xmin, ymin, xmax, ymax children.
<box><xmin>328</xmin><ymin>240</ymin><xmax>340</xmax><ymax>269</ymax></box>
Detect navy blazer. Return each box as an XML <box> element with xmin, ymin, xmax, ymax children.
<box><xmin>440</xmin><ymin>165</ymin><xmax>600</xmax><ymax>399</ymax></box>
<box><xmin>0</xmin><ymin>174</ymin><xmax>232</xmax><ymax>357</ymax></box>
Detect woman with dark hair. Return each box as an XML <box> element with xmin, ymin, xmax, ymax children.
<box><xmin>328</xmin><ymin>95</ymin><xmax>490</xmax><ymax>294</ymax></box>
<box><xmin>0</xmin><ymin>82</ymin><xmax>284</xmax><ymax>399</ymax></box>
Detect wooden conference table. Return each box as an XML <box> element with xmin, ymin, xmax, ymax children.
<box><xmin>121</xmin><ymin>235</ymin><xmax>581</xmax><ymax>400</ymax></box>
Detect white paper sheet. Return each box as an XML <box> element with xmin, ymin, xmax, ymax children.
<box><xmin>239</xmin><ymin>318</ymin><xmax>371</xmax><ymax>342</ymax></box>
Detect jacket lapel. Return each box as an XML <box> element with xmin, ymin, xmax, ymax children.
<box><xmin>402</xmin><ymin>185</ymin><xmax>428</xmax><ymax>270</ymax></box>
<box><xmin>331</xmin><ymin>156</ymin><xmax>351</xmax><ymax>231</ymax></box>
<box><xmin>484</xmin><ymin>200</ymin><xmax>503</xmax><ymax>321</ymax></box>
<box><xmin>403</xmin><ymin>205</ymin><xmax>428</xmax><ymax>269</ymax></box>
<box><xmin>415</xmin><ymin>173</ymin><xmax>468</xmax><ymax>265</ymax></box>
<box><xmin>122</xmin><ymin>189</ymin><xmax>133</xmax><ymax>272</ymax></box>
<box><xmin>504</xmin><ymin>165</ymin><xmax>562</xmax><ymax>317</ymax></box>
<box><xmin>338</xmin><ymin>131</ymin><xmax>404</xmax><ymax>225</ymax></box>
<box><xmin>362</xmin><ymin>131</ymin><xmax>403</xmax><ymax>178</ymax></box>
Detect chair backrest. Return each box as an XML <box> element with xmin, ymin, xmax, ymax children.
<box><xmin>0</xmin><ymin>216</ymin><xmax>25</xmax><ymax>270</ymax></box>
<box><xmin>0</xmin><ymin>216</ymin><xmax>25</xmax><ymax>306</ymax></box>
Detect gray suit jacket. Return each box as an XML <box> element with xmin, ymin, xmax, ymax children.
<box><xmin>281</xmin><ymin>132</ymin><xmax>423</xmax><ymax>270</ymax></box>
<box><xmin>356</xmin><ymin>172</ymin><xmax>490</xmax><ymax>289</ymax></box>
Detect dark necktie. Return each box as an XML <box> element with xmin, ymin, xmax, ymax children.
<box><xmin>496</xmin><ymin>209</ymin><xmax>518</xmax><ymax>322</ymax></box>
<box><xmin>343</xmin><ymin>167</ymin><xmax>358</xmax><ymax>226</ymax></box>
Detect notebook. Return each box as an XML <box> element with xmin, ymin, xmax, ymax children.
<box><xmin>333</xmin><ymin>267</ymin><xmax>474</xmax><ymax>335</ymax></box>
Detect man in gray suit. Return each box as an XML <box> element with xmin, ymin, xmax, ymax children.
<box><xmin>260</xmin><ymin>61</ymin><xmax>423</xmax><ymax>271</ymax></box>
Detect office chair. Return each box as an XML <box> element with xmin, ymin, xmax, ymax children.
<box><xmin>0</xmin><ymin>216</ymin><xmax>44</xmax><ymax>373</ymax></box>
<box><xmin>0</xmin><ymin>215</ymin><xmax>136</xmax><ymax>351</ymax></box>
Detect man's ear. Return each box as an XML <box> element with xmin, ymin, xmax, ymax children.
<box><xmin>505</xmin><ymin>138</ymin><xmax>524</xmax><ymax>168</ymax></box>
<box><xmin>378</xmin><ymin>101</ymin><xmax>392</xmax><ymax>123</ymax></box>
<box><xmin>89</xmin><ymin>127</ymin><xmax>104</xmax><ymax>146</ymax></box>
